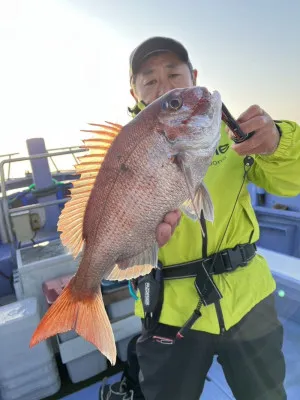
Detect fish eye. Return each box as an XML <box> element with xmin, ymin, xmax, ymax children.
<box><xmin>169</xmin><ymin>97</ymin><xmax>182</xmax><ymax>110</ymax></box>
<box><xmin>162</xmin><ymin>96</ymin><xmax>183</xmax><ymax>111</ymax></box>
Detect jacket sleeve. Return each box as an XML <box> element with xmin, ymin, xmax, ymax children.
<box><xmin>247</xmin><ymin>120</ymin><xmax>300</xmax><ymax>197</ymax></box>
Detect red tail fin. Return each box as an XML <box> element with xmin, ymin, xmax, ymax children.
<box><xmin>29</xmin><ymin>279</ymin><xmax>117</xmax><ymax>365</ymax></box>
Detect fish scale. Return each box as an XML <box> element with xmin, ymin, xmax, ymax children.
<box><xmin>90</xmin><ymin>132</ymin><xmax>178</xmax><ymax>262</ymax></box>
<box><xmin>29</xmin><ymin>86</ymin><xmax>222</xmax><ymax>365</ymax></box>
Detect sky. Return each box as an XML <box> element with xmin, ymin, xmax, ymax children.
<box><xmin>0</xmin><ymin>0</ymin><xmax>299</xmax><ymax>176</ymax></box>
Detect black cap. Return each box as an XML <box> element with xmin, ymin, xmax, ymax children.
<box><xmin>129</xmin><ymin>36</ymin><xmax>191</xmax><ymax>79</ymax></box>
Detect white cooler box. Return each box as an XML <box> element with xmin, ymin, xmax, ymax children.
<box><xmin>56</xmin><ymin>315</ymin><xmax>141</xmax><ymax>382</ymax></box>
<box><xmin>0</xmin><ymin>297</ymin><xmax>60</xmax><ymax>400</ymax></box>
<box><xmin>14</xmin><ymin>239</ymin><xmax>79</xmax><ymax>316</ymax></box>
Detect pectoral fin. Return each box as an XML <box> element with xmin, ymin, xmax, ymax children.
<box><xmin>181</xmin><ymin>183</ymin><xmax>214</xmax><ymax>223</ymax></box>
<box><xmin>177</xmin><ymin>157</ymin><xmax>213</xmax><ymax>223</ymax></box>
<box><xmin>195</xmin><ymin>183</ymin><xmax>214</xmax><ymax>223</ymax></box>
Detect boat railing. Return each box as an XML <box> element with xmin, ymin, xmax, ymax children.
<box><xmin>0</xmin><ymin>147</ymin><xmax>87</xmax><ymax>244</ymax></box>
<box><xmin>0</xmin><ymin>152</ymin><xmax>20</xmax><ymax>180</ymax></box>
<box><xmin>45</xmin><ymin>146</ymin><xmax>82</xmax><ymax>172</ymax></box>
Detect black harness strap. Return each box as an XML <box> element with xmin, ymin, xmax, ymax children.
<box><xmin>162</xmin><ymin>243</ymin><xmax>257</xmax><ymax>280</ymax></box>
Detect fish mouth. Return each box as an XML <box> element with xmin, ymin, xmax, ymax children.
<box><xmin>187</xmin><ymin>89</ymin><xmax>211</xmax><ymax>120</ymax></box>
<box><xmin>183</xmin><ymin>99</ymin><xmax>209</xmax><ymax>124</ymax></box>
<box><xmin>183</xmin><ymin>89</ymin><xmax>219</xmax><ymax>127</ymax></box>
<box><xmin>183</xmin><ymin>90</ymin><xmax>221</xmax><ymax>128</ymax></box>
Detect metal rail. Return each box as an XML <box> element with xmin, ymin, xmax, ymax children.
<box><xmin>0</xmin><ymin>147</ymin><xmax>86</xmax><ymax>244</ymax></box>
<box><xmin>47</xmin><ymin>145</ymin><xmax>83</xmax><ymax>171</ymax></box>
<box><xmin>0</xmin><ymin>152</ymin><xmax>19</xmax><ymax>180</ymax></box>
<box><xmin>8</xmin><ymin>198</ymin><xmax>69</xmax><ymax>214</ymax></box>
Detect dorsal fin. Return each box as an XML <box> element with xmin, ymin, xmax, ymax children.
<box><xmin>57</xmin><ymin>121</ymin><xmax>122</xmax><ymax>258</ymax></box>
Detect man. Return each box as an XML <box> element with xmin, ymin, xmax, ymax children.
<box><xmin>101</xmin><ymin>37</ymin><xmax>300</xmax><ymax>400</ymax></box>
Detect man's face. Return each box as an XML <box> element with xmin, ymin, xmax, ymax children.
<box><xmin>131</xmin><ymin>52</ymin><xmax>197</xmax><ymax>106</ymax></box>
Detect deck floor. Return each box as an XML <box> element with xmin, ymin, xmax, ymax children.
<box><xmin>61</xmin><ymin>316</ymin><xmax>300</xmax><ymax>399</ymax></box>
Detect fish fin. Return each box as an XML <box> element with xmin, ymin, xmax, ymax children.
<box><xmin>195</xmin><ymin>183</ymin><xmax>214</xmax><ymax>223</ymax></box>
<box><xmin>29</xmin><ymin>278</ymin><xmax>117</xmax><ymax>365</ymax></box>
<box><xmin>180</xmin><ymin>199</ymin><xmax>198</xmax><ymax>221</ymax></box>
<box><xmin>107</xmin><ymin>264</ymin><xmax>154</xmax><ymax>281</ymax></box>
<box><xmin>176</xmin><ymin>157</ymin><xmax>213</xmax><ymax>221</ymax></box>
<box><xmin>177</xmin><ymin>159</ymin><xmax>199</xmax><ymax>220</ymax></box>
<box><xmin>106</xmin><ymin>244</ymin><xmax>159</xmax><ymax>281</ymax></box>
<box><xmin>57</xmin><ymin>122</ymin><xmax>123</xmax><ymax>258</ymax></box>
<box><xmin>181</xmin><ymin>183</ymin><xmax>214</xmax><ymax>223</ymax></box>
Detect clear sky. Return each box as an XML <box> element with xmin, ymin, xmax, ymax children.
<box><xmin>0</xmin><ymin>0</ymin><xmax>299</xmax><ymax>164</ymax></box>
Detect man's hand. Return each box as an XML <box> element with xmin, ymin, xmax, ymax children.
<box><xmin>156</xmin><ymin>210</ymin><xmax>181</xmax><ymax>247</ymax></box>
<box><xmin>226</xmin><ymin>105</ymin><xmax>280</xmax><ymax>156</ymax></box>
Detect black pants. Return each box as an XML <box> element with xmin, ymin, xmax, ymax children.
<box><xmin>134</xmin><ymin>293</ymin><xmax>286</xmax><ymax>400</ymax></box>
<box><xmin>122</xmin><ymin>335</ymin><xmax>146</xmax><ymax>399</ymax></box>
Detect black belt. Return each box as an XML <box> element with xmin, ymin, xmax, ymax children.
<box><xmin>162</xmin><ymin>243</ymin><xmax>257</xmax><ymax>280</ymax></box>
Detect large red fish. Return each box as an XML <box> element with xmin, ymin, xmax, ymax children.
<box><xmin>30</xmin><ymin>86</ymin><xmax>222</xmax><ymax>365</ymax></box>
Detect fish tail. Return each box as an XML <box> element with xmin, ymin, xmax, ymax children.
<box><xmin>29</xmin><ymin>278</ymin><xmax>117</xmax><ymax>365</ymax></box>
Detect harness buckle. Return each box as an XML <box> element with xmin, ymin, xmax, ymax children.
<box><xmin>223</xmin><ymin>245</ymin><xmax>248</xmax><ymax>271</ymax></box>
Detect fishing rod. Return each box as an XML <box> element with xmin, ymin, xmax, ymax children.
<box><xmin>221</xmin><ymin>103</ymin><xmax>255</xmax><ymax>143</ymax></box>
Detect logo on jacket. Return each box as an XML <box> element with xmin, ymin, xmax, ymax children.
<box><xmin>216</xmin><ymin>144</ymin><xmax>229</xmax><ymax>155</ymax></box>
<box><xmin>211</xmin><ymin>143</ymin><xmax>230</xmax><ymax>166</ymax></box>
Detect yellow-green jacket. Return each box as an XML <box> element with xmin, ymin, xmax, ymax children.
<box><xmin>134</xmin><ymin>119</ymin><xmax>300</xmax><ymax>334</ymax></box>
